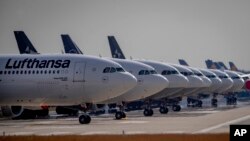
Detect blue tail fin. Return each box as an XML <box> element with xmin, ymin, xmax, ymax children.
<box><xmin>229</xmin><ymin>61</ymin><xmax>238</xmax><ymax>71</ymax></box>
<box><xmin>217</xmin><ymin>62</ymin><xmax>228</xmax><ymax>70</ymax></box>
<box><xmin>213</xmin><ymin>62</ymin><xmax>222</xmax><ymax>69</ymax></box>
<box><xmin>14</xmin><ymin>31</ymin><xmax>38</xmax><ymax>54</ymax></box>
<box><xmin>205</xmin><ymin>59</ymin><xmax>217</xmax><ymax>69</ymax></box>
<box><xmin>61</xmin><ymin>34</ymin><xmax>83</xmax><ymax>54</ymax></box>
<box><xmin>178</xmin><ymin>59</ymin><xmax>189</xmax><ymax>66</ymax></box>
<box><xmin>108</xmin><ymin>36</ymin><xmax>126</xmax><ymax>59</ymax></box>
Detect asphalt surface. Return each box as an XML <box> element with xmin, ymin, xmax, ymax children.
<box><xmin>0</xmin><ymin>100</ymin><xmax>250</xmax><ymax>135</ymax></box>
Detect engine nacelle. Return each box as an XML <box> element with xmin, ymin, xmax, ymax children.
<box><xmin>0</xmin><ymin>106</ymin><xmax>48</xmax><ymax>119</ymax></box>
<box><xmin>1</xmin><ymin>106</ymin><xmax>24</xmax><ymax>118</ymax></box>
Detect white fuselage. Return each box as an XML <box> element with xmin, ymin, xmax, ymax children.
<box><xmin>199</xmin><ymin>68</ymin><xmax>222</xmax><ymax>93</ymax></box>
<box><xmin>0</xmin><ymin>54</ymin><xmax>137</xmax><ymax>106</ymax></box>
<box><xmin>209</xmin><ymin>69</ymin><xmax>233</xmax><ymax>94</ymax></box>
<box><xmin>224</xmin><ymin>70</ymin><xmax>244</xmax><ymax>92</ymax></box>
<box><xmin>137</xmin><ymin>60</ymin><xmax>189</xmax><ymax>99</ymax></box>
<box><xmin>186</xmin><ymin>67</ymin><xmax>212</xmax><ymax>96</ymax></box>
<box><xmin>100</xmin><ymin>58</ymin><xmax>169</xmax><ymax>103</ymax></box>
<box><xmin>169</xmin><ymin>64</ymin><xmax>204</xmax><ymax>97</ymax></box>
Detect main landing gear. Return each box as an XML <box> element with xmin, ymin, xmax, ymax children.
<box><xmin>226</xmin><ymin>93</ymin><xmax>237</xmax><ymax>105</ymax></box>
<box><xmin>187</xmin><ymin>97</ymin><xmax>203</xmax><ymax>108</ymax></box>
<box><xmin>79</xmin><ymin>114</ymin><xmax>91</xmax><ymax>124</ymax></box>
<box><xmin>211</xmin><ymin>93</ymin><xmax>218</xmax><ymax>107</ymax></box>
<box><xmin>143</xmin><ymin>108</ymin><xmax>154</xmax><ymax>116</ymax></box>
<box><xmin>143</xmin><ymin>100</ymin><xmax>154</xmax><ymax>116</ymax></box>
<box><xmin>115</xmin><ymin>103</ymin><xmax>127</xmax><ymax>120</ymax></box>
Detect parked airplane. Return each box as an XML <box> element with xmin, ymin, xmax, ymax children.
<box><xmin>0</xmin><ymin>54</ymin><xmax>137</xmax><ymax>124</ymax></box>
<box><xmin>12</xmin><ymin>31</ymin><xmax>76</xmax><ymax>116</ymax></box>
<box><xmin>205</xmin><ymin>59</ymin><xmax>241</xmax><ymax>105</ymax></box>
<box><xmin>107</xmin><ymin>36</ymin><xmax>210</xmax><ymax>113</ymax></box>
<box><xmin>179</xmin><ymin>59</ymin><xmax>224</xmax><ymax>107</ymax></box>
<box><xmin>1</xmin><ymin>31</ymin><xmax>137</xmax><ymax>123</ymax></box>
<box><xmin>14</xmin><ymin>31</ymin><xmax>164</xmax><ymax>120</ymax></box>
<box><xmin>61</xmin><ymin>34</ymin><xmax>169</xmax><ymax>119</ymax></box>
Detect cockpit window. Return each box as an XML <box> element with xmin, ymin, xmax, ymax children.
<box><xmin>150</xmin><ymin>70</ymin><xmax>157</xmax><ymax>74</ymax></box>
<box><xmin>110</xmin><ymin>67</ymin><xmax>116</xmax><ymax>73</ymax></box>
<box><xmin>138</xmin><ymin>70</ymin><xmax>145</xmax><ymax>75</ymax></box>
<box><xmin>103</xmin><ymin>67</ymin><xmax>119</xmax><ymax>73</ymax></box>
<box><xmin>231</xmin><ymin>76</ymin><xmax>240</xmax><ymax>79</ymax></box>
<box><xmin>103</xmin><ymin>67</ymin><xmax>110</xmax><ymax>73</ymax></box>
<box><xmin>181</xmin><ymin>72</ymin><xmax>188</xmax><ymax>76</ymax></box>
<box><xmin>181</xmin><ymin>72</ymin><xmax>193</xmax><ymax>76</ymax></box>
<box><xmin>162</xmin><ymin>70</ymin><xmax>178</xmax><ymax>75</ymax></box>
<box><xmin>206</xmin><ymin>75</ymin><xmax>216</xmax><ymax>78</ymax></box>
<box><xmin>139</xmin><ymin>70</ymin><xmax>157</xmax><ymax>75</ymax></box>
<box><xmin>171</xmin><ymin>70</ymin><xmax>178</xmax><ymax>74</ymax></box>
<box><xmin>161</xmin><ymin>70</ymin><xmax>166</xmax><ymax>75</ymax></box>
<box><xmin>219</xmin><ymin>75</ymin><xmax>228</xmax><ymax>79</ymax></box>
<box><xmin>195</xmin><ymin>73</ymin><xmax>203</xmax><ymax>76</ymax></box>
<box><xmin>116</xmin><ymin>67</ymin><xmax>125</xmax><ymax>72</ymax></box>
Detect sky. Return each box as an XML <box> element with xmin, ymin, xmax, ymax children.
<box><xmin>0</xmin><ymin>0</ymin><xmax>250</xmax><ymax>70</ymax></box>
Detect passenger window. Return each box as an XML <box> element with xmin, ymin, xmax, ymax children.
<box><xmin>12</xmin><ymin>71</ymin><xmax>15</xmax><ymax>74</ymax></box>
<box><xmin>20</xmin><ymin>71</ymin><xmax>23</xmax><ymax>74</ymax></box>
<box><xmin>4</xmin><ymin>71</ymin><xmax>7</xmax><ymax>74</ymax></box>
<box><xmin>32</xmin><ymin>70</ymin><xmax>35</xmax><ymax>74</ymax></box>
<box><xmin>0</xmin><ymin>71</ymin><xmax>2</xmax><ymax>74</ymax></box>
<box><xmin>40</xmin><ymin>70</ymin><xmax>43</xmax><ymax>74</ymax></box>
<box><xmin>44</xmin><ymin>70</ymin><xmax>47</xmax><ymax>74</ymax></box>
<box><xmin>37</xmin><ymin>70</ymin><xmax>39</xmax><ymax>74</ymax></box>
<box><xmin>16</xmin><ymin>71</ymin><xmax>19</xmax><ymax>74</ymax></box>
<box><xmin>103</xmin><ymin>67</ymin><xmax>110</xmax><ymax>73</ymax></box>
<box><xmin>28</xmin><ymin>70</ymin><xmax>31</xmax><ymax>74</ymax></box>
<box><xmin>139</xmin><ymin>70</ymin><xmax>145</xmax><ymax>75</ymax></box>
<box><xmin>110</xmin><ymin>67</ymin><xmax>116</xmax><ymax>73</ymax></box>
<box><xmin>48</xmin><ymin>70</ymin><xmax>51</xmax><ymax>74</ymax></box>
<box><xmin>24</xmin><ymin>71</ymin><xmax>27</xmax><ymax>74</ymax></box>
<box><xmin>57</xmin><ymin>70</ymin><xmax>60</xmax><ymax>74</ymax></box>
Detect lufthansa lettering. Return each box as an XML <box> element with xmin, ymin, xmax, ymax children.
<box><xmin>5</xmin><ymin>58</ymin><xmax>71</xmax><ymax>69</ymax></box>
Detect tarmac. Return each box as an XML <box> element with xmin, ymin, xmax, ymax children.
<box><xmin>0</xmin><ymin>100</ymin><xmax>250</xmax><ymax>136</ymax></box>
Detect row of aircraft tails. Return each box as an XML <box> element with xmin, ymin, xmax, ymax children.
<box><xmin>0</xmin><ymin>31</ymin><xmax>250</xmax><ymax>124</ymax></box>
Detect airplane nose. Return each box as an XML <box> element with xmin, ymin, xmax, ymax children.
<box><xmin>202</xmin><ymin>77</ymin><xmax>212</xmax><ymax>87</ymax></box>
<box><xmin>179</xmin><ymin>75</ymin><xmax>189</xmax><ymax>88</ymax></box>
<box><xmin>237</xmin><ymin>78</ymin><xmax>245</xmax><ymax>90</ymax></box>
<box><xmin>122</xmin><ymin>72</ymin><xmax>137</xmax><ymax>91</ymax></box>
<box><xmin>189</xmin><ymin>76</ymin><xmax>204</xmax><ymax>88</ymax></box>
<box><xmin>154</xmin><ymin>74</ymin><xmax>169</xmax><ymax>91</ymax></box>
<box><xmin>207</xmin><ymin>78</ymin><xmax>221</xmax><ymax>93</ymax></box>
<box><xmin>225</xmin><ymin>78</ymin><xmax>234</xmax><ymax>90</ymax></box>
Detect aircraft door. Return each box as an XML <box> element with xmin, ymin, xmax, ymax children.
<box><xmin>73</xmin><ymin>62</ymin><xmax>86</xmax><ymax>82</ymax></box>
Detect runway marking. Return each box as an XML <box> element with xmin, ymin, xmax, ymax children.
<box><xmin>195</xmin><ymin>114</ymin><xmax>250</xmax><ymax>133</ymax></box>
<box><xmin>11</xmin><ymin>132</ymin><xmax>34</xmax><ymax>135</ymax></box>
<box><xmin>124</xmin><ymin>131</ymin><xmax>146</xmax><ymax>134</ymax></box>
<box><xmin>80</xmin><ymin>131</ymin><xmax>112</xmax><ymax>135</ymax></box>
<box><xmin>44</xmin><ymin>132</ymin><xmax>73</xmax><ymax>135</ymax></box>
<box><xmin>119</xmin><ymin>121</ymin><xmax>148</xmax><ymax>124</ymax></box>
